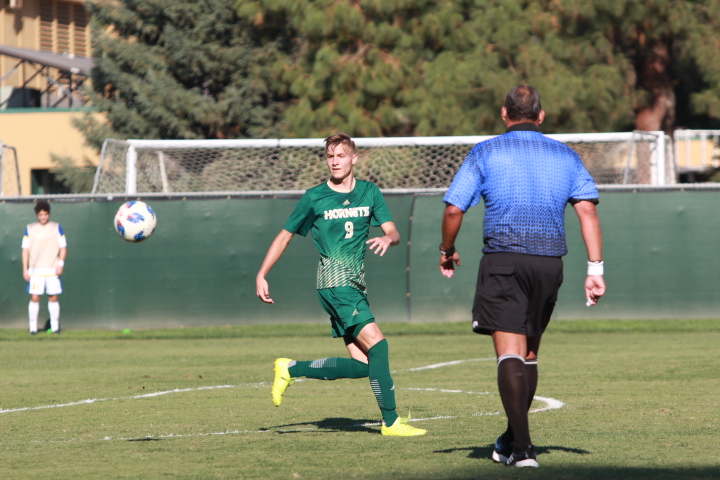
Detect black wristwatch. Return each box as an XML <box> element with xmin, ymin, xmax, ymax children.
<box><xmin>439</xmin><ymin>244</ymin><xmax>456</xmax><ymax>257</ymax></box>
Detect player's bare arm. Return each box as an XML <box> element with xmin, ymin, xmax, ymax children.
<box><xmin>366</xmin><ymin>221</ymin><xmax>400</xmax><ymax>257</ymax></box>
<box><xmin>573</xmin><ymin>200</ymin><xmax>606</xmax><ymax>305</ymax></box>
<box><xmin>256</xmin><ymin>229</ymin><xmax>295</xmax><ymax>304</ymax></box>
<box><xmin>56</xmin><ymin>247</ymin><xmax>67</xmax><ymax>276</ymax></box>
<box><xmin>21</xmin><ymin>248</ymin><xmax>30</xmax><ymax>281</ymax></box>
<box><xmin>439</xmin><ymin>204</ymin><xmax>464</xmax><ymax>278</ymax></box>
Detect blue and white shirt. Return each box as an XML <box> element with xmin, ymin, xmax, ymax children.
<box><xmin>444</xmin><ymin>124</ymin><xmax>598</xmax><ymax>257</ymax></box>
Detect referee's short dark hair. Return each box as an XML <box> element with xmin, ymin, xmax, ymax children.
<box><xmin>34</xmin><ymin>200</ymin><xmax>50</xmax><ymax>214</ymax></box>
<box><xmin>504</xmin><ymin>85</ymin><xmax>542</xmax><ymax>121</ymax></box>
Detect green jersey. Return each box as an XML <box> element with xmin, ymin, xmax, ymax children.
<box><xmin>284</xmin><ymin>180</ymin><xmax>393</xmax><ymax>291</ymax></box>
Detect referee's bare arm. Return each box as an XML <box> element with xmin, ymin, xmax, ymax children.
<box><xmin>439</xmin><ymin>204</ymin><xmax>464</xmax><ymax>278</ymax></box>
<box><xmin>573</xmin><ymin>200</ymin><xmax>606</xmax><ymax>304</ymax></box>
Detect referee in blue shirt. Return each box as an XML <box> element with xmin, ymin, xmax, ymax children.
<box><xmin>439</xmin><ymin>85</ymin><xmax>605</xmax><ymax>468</ymax></box>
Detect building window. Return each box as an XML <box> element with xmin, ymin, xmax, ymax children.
<box><xmin>39</xmin><ymin>0</ymin><xmax>90</xmax><ymax>57</ymax></box>
<box><xmin>31</xmin><ymin>169</ymin><xmax>70</xmax><ymax>195</ymax></box>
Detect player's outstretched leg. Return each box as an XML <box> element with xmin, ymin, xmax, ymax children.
<box><xmin>290</xmin><ymin>357</ymin><xmax>369</xmax><ymax>380</ymax></box>
<box><xmin>272</xmin><ymin>357</ymin><xmax>371</xmax><ymax>407</ymax></box>
<box><xmin>271</xmin><ymin>358</ymin><xmax>295</xmax><ymax>407</ymax></box>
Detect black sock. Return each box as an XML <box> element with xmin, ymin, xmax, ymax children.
<box><xmin>525</xmin><ymin>359</ymin><xmax>538</xmax><ymax>410</ymax></box>
<box><xmin>497</xmin><ymin>354</ymin><xmax>532</xmax><ymax>450</ymax></box>
<box><xmin>500</xmin><ymin>358</ymin><xmax>538</xmax><ymax>444</ymax></box>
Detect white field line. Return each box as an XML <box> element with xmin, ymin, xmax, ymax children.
<box><xmin>0</xmin><ymin>385</ymin><xmax>237</xmax><ymax>414</ymax></box>
<box><xmin>1</xmin><ymin>358</ymin><xmax>493</xmax><ymax>415</ymax></box>
<box><xmin>399</xmin><ymin>357</ymin><xmax>496</xmax><ymax>372</ymax></box>
<box><xmin>2</xmin><ymin>358</ymin><xmax>565</xmax><ymax>443</ymax></box>
<box><xmin>533</xmin><ymin>395</ymin><xmax>565</xmax><ymax>412</ymax></box>
<box><xmin>1</xmin><ymin>359</ymin><xmax>496</xmax><ymax>415</ymax></box>
<box><xmin>403</xmin><ymin>387</ymin><xmax>491</xmax><ymax>395</ymax></box>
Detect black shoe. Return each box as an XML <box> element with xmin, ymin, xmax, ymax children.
<box><xmin>505</xmin><ymin>445</ymin><xmax>539</xmax><ymax>468</ymax></box>
<box><xmin>30</xmin><ymin>331</ymin><xmax>37</xmax><ymax>336</ymax></box>
<box><xmin>492</xmin><ymin>434</ymin><xmax>513</xmax><ymax>463</ymax></box>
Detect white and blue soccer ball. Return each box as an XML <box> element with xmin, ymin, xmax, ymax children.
<box><xmin>114</xmin><ymin>201</ymin><xmax>157</xmax><ymax>242</ymax></box>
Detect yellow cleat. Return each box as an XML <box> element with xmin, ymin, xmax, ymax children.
<box><xmin>271</xmin><ymin>358</ymin><xmax>294</xmax><ymax>407</ymax></box>
<box><xmin>381</xmin><ymin>416</ymin><xmax>427</xmax><ymax>436</ymax></box>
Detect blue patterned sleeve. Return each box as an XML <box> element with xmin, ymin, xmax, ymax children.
<box><xmin>569</xmin><ymin>154</ymin><xmax>599</xmax><ymax>203</ymax></box>
<box><xmin>443</xmin><ymin>147</ymin><xmax>484</xmax><ymax>212</ymax></box>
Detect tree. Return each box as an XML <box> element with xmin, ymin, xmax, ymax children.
<box><xmin>235</xmin><ymin>0</ymin><xmax>471</xmax><ymax>137</ymax></box>
<box><xmin>233</xmin><ymin>0</ymin><xmax>638</xmax><ymax>137</ymax></box>
<box><xmin>523</xmin><ymin>0</ymin><xmax>720</xmax><ymax>181</ymax></box>
<box><xmin>81</xmin><ymin>0</ymin><xmax>720</xmax><ymax>145</ymax></box>
<box><xmin>234</xmin><ymin>0</ymin><xmax>720</xmax><ymax>138</ymax></box>
<box><xmin>58</xmin><ymin>0</ymin><xmax>720</xmax><ymax>192</ymax></box>
<box><xmin>536</xmin><ymin>0</ymin><xmax>720</xmax><ymax>133</ymax></box>
<box><xmin>50</xmin><ymin>155</ymin><xmax>96</xmax><ymax>193</ymax></box>
<box><xmin>77</xmin><ymin>0</ymin><xmax>286</xmax><ymax>150</ymax></box>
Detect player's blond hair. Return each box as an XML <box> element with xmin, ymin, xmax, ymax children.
<box><xmin>324</xmin><ymin>132</ymin><xmax>356</xmax><ymax>156</ymax></box>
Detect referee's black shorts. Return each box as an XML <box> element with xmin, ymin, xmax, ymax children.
<box><xmin>472</xmin><ymin>252</ymin><xmax>563</xmax><ymax>337</ymax></box>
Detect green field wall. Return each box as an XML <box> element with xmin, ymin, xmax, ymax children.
<box><xmin>1</xmin><ymin>190</ymin><xmax>718</xmax><ymax>329</ymax></box>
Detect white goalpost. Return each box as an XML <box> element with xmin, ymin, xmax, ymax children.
<box><xmin>92</xmin><ymin>131</ymin><xmax>672</xmax><ymax>195</ymax></box>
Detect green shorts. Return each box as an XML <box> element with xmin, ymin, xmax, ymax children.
<box><xmin>317</xmin><ymin>286</ymin><xmax>375</xmax><ymax>338</ymax></box>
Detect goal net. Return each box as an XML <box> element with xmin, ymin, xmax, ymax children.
<box><xmin>0</xmin><ymin>142</ymin><xmax>21</xmax><ymax>196</ymax></box>
<box><xmin>92</xmin><ymin>131</ymin><xmax>672</xmax><ymax>194</ymax></box>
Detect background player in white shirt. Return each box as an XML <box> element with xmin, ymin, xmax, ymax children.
<box><xmin>22</xmin><ymin>201</ymin><xmax>67</xmax><ymax>334</ymax></box>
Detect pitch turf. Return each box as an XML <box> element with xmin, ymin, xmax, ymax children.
<box><xmin>1</xmin><ymin>320</ymin><xmax>719</xmax><ymax>479</ymax></box>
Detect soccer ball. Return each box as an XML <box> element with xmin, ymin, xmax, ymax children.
<box><xmin>114</xmin><ymin>201</ymin><xmax>157</xmax><ymax>242</ymax></box>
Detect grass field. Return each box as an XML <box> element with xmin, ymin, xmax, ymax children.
<box><xmin>1</xmin><ymin>319</ymin><xmax>719</xmax><ymax>479</ymax></box>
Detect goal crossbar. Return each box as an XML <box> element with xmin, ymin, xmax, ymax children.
<box><xmin>119</xmin><ymin>132</ymin><xmax>660</xmax><ymax>149</ymax></box>
<box><xmin>92</xmin><ymin>131</ymin><xmax>670</xmax><ymax>195</ymax></box>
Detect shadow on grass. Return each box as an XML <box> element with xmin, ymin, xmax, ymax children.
<box><xmin>435</xmin><ymin>443</ymin><xmax>590</xmax><ymax>460</ymax></box>
<box><xmin>268</xmin><ymin>417</ymin><xmax>380</xmax><ymax>434</ymax></box>
<box><xmin>408</xmin><ymin>465</ymin><xmax>720</xmax><ymax>480</ymax></box>
<box><xmin>426</xmin><ymin>445</ymin><xmax>719</xmax><ymax>480</ymax></box>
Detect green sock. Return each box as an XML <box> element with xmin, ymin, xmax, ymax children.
<box><xmin>288</xmin><ymin>357</ymin><xmax>369</xmax><ymax>380</ymax></box>
<box><xmin>367</xmin><ymin>339</ymin><xmax>398</xmax><ymax>426</ymax></box>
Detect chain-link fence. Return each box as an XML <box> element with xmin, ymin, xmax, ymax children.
<box><xmin>0</xmin><ymin>142</ymin><xmax>21</xmax><ymax>196</ymax></box>
<box><xmin>93</xmin><ymin>132</ymin><xmax>671</xmax><ymax>194</ymax></box>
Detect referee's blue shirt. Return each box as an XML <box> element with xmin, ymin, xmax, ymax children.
<box><xmin>444</xmin><ymin>124</ymin><xmax>599</xmax><ymax>257</ymax></box>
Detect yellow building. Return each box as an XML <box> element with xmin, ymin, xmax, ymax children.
<box><xmin>0</xmin><ymin>0</ymin><xmax>98</xmax><ymax>196</ymax></box>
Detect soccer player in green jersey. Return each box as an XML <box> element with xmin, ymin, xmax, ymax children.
<box><xmin>256</xmin><ymin>132</ymin><xmax>427</xmax><ymax>437</ymax></box>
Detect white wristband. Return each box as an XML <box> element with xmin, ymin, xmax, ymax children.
<box><xmin>587</xmin><ymin>260</ymin><xmax>603</xmax><ymax>276</ymax></box>
<box><xmin>57</xmin><ymin>260</ymin><xmax>64</xmax><ymax>267</ymax></box>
